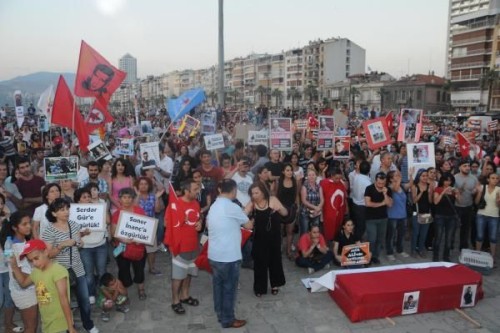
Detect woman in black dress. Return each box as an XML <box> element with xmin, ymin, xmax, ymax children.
<box><xmin>276</xmin><ymin>163</ymin><xmax>299</xmax><ymax>260</ymax></box>
<box><xmin>245</xmin><ymin>182</ymin><xmax>288</xmax><ymax>297</ymax></box>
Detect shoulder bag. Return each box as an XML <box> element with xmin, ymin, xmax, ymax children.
<box><xmin>67</xmin><ymin>223</ymin><xmax>78</xmax><ymax>287</ymax></box>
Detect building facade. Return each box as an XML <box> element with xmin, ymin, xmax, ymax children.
<box><xmin>119</xmin><ymin>53</ymin><xmax>138</xmax><ymax>85</ymax></box>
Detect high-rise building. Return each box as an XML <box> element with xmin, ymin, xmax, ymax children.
<box><xmin>119</xmin><ymin>53</ymin><xmax>138</xmax><ymax>85</ymax></box>
<box><xmin>448</xmin><ymin>0</ymin><xmax>500</xmax><ymax>112</ymax></box>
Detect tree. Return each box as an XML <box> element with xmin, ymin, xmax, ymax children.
<box><xmin>255</xmin><ymin>86</ymin><xmax>266</xmax><ymax>106</ymax></box>
<box><xmin>271</xmin><ymin>89</ymin><xmax>283</xmax><ymax>108</ymax></box>
<box><xmin>304</xmin><ymin>83</ymin><xmax>319</xmax><ymax>108</ymax></box>
<box><xmin>231</xmin><ymin>89</ymin><xmax>241</xmax><ymax>106</ymax></box>
<box><xmin>480</xmin><ymin>69</ymin><xmax>499</xmax><ymax>112</ymax></box>
<box><xmin>349</xmin><ymin>86</ymin><xmax>360</xmax><ymax>113</ymax></box>
<box><xmin>377</xmin><ymin>87</ymin><xmax>389</xmax><ymax>112</ymax></box>
<box><xmin>287</xmin><ymin>87</ymin><xmax>301</xmax><ymax>110</ymax></box>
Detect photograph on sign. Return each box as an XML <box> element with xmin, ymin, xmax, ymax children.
<box><xmin>363</xmin><ymin>118</ymin><xmax>391</xmax><ymax>150</ymax></box>
<box><xmin>44</xmin><ymin>157</ymin><xmax>78</xmax><ymax>182</ymax></box>
<box><xmin>204</xmin><ymin>133</ymin><xmax>225</xmax><ymax>150</ymax></box>
<box><xmin>407</xmin><ymin>143</ymin><xmax>435</xmax><ymax>173</ymax></box>
<box><xmin>114</xmin><ymin>210</ymin><xmax>158</xmax><ymax>246</ymax></box>
<box><xmin>38</xmin><ymin>115</ymin><xmax>49</xmax><ymax>132</ymax></box>
<box><xmin>402</xmin><ymin>291</ymin><xmax>420</xmax><ymax>315</ymax></box>
<box><xmin>397</xmin><ymin>108</ymin><xmax>423</xmax><ymax>143</ymax></box>
<box><xmin>248</xmin><ymin>130</ymin><xmax>269</xmax><ymax>146</ymax></box>
<box><xmin>88</xmin><ymin>139</ymin><xmax>112</xmax><ymax>161</ymax></box>
<box><xmin>269</xmin><ymin>118</ymin><xmax>292</xmax><ymax>150</ymax></box>
<box><xmin>69</xmin><ymin>203</ymin><xmax>106</xmax><ymax>231</ymax></box>
<box><xmin>178</xmin><ymin>115</ymin><xmax>200</xmax><ymax>138</ymax></box>
<box><xmin>114</xmin><ymin>138</ymin><xmax>135</xmax><ymax>156</ymax></box>
<box><xmin>140</xmin><ymin>121</ymin><xmax>153</xmax><ymax>135</ymax></box>
<box><xmin>317</xmin><ymin>116</ymin><xmax>334</xmax><ymax>150</ymax></box>
<box><xmin>460</xmin><ymin>284</ymin><xmax>477</xmax><ymax>308</ymax></box>
<box><xmin>201</xmin><ymin>112</ymin><xmax>217</xmax><ymax>135</ymax></box>
<box><xmin>333</xmin><ymin>136</ymin><xmax>350</xmax><ymax>159</ymax></box>
<box><xmin>139</xmin><ymin>142</ymin><xmax>160</xmax><ymax>169</ymax></box>
<box><xmin>340</xmin><ymin>242</ymin><xmax>370</xmax><ymax>266</ymax></box>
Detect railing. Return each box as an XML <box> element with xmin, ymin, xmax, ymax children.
<box><xmin>451</xmin><ymin>74</ymin><xmax>482</xmax><ymax>80</ymax></box>
<box><xmin>452</xmin><ymin>49</ymin><xmax>492</xmax><ymax>58</ymax></box>
<box><xmin>451</xmin><ymin>61</ymin><xmax>489</xmax><ymax>69</ymax></box>
<box><xmin>453</xmin><ymin>36</ymin><xmax>492</xmax><ymax>46</ymax></box>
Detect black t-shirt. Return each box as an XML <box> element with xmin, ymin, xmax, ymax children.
<box><xmin>334</xmin><ymin>230</ymin><xmax>360</xmax><ymax>255</ymax></box>
<box><xmin>265</xmin><ymin>161</ymin><xmax>284</xmax><ymax>177</ymax></box>
<box><xmin>364</xmin><ymin>184</ymin><xmax>392</xmax><ymax>220</ymax></box>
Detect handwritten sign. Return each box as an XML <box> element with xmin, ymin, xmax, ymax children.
<box><xmin>248</xmin><ymin>130</ymin><xmax>269</xmax><ymax>146</ymax></box>
<box><xmin>341</xmin><ymin>242</ymin><xmax>370</xmax><ymax>266</ymax></box>
<box><xmin>114</xmin><ymin>211</ymin><xmax>158</xmax><ymax>246</ymax></box>
<box><xmin>204</xmin><ymin>133</ymin><xmax>225</xmax><ymax>150</ymax></box>
<box><xmin>69</xmin><ymin>203</ymin><xmax>106</xmax><ymax>231</ymax></box>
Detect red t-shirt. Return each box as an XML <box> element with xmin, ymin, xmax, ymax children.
<box><xmin>297</xmin><ymin>233</ymin><xmax>327</xmax><ymax>257</ymax></box>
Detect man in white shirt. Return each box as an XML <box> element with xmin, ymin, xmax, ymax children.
<box><xmin>230</xmin><ymin>157</ymin><xmax>253</xmax><ymax>207</ymax></box>
<box><xmin>351</xmin><ymin>160</ymin><xmax>372</xmax><ymax>240</ymax></box>
<box><xmin>158</xmin><ymin>144</ymin><xmax>174</xmax><ymax>193</ymax></box>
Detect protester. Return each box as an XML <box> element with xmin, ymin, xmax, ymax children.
<box><xmin>110</xmin><ymin>158</ymin><xmax>135</xmax><ymax>213</ymax></box>
<box><xmin>386</xmin><ymin>170</ymin><xmax>411</xmax><ymax>260</ymax></box>
<box><xmin>33</xmin><ymin>183</ymin><xmax>62</xmax><ymax>239</ymax></box>
<box><xmin>296</xmin><ymin>224</ymin><xmax>333</xmax><ymax>273</ymax></box>
<box><xmin>333</xmin><ymin>219</ymin><xmax>370</xmax><ymax>268</ymax></box>
<box><xmin>300</xmin><ymin>168</ymin><xmax>323</xmax><ymax>235</ymax></box>
<box><xmin>474</xmin><ymin>172</ymin><xmax>500</xmax><ymax>260</ymax></box>
<box><xmin>97</xmin><ymin>272</ymin><xmax>129</xmax><ymax>322</ymax></box>
<box><xmin>276</xmin><ymin>163</ymin><xmax>299</xmax><ymax>260</ymax></box>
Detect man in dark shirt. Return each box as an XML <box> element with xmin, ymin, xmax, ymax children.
<box><xmin>364</xmin><ymin>172</ymin><xmax>392</xmax><ymax>264</ymax></box>
<box><xmin>15</xmin><ymin>157</ymin><xmax>45</xmax><ymax>216</ymax></box>
<box><xmin>264</xmin><ymin>149</ymin><xmax>283</xmax><ymax>184</ymax></box>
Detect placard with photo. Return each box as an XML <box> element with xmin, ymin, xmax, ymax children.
<box><xmin>407</xmin><ymin>143</ymin><xmax>436</xmax><ymax>173</ymax></box>
<box><xmin>88</xmin><ymin>139</ymin><xmax>112</xmax><ymax>161</ymax></box>
<box><xmin>333</xmin><ymin>136</ymin><xmax>351</xmax><ymax>159</ymax></box>
<box><xmin>397</xmin><ymin>108</ymin><xmax>423</xmax><ymax>143</ymax></box>
<box><xmin>140</xmin><ymin>120</ymin><xmax>153</xmax><ymax>135</ymax></box>
<box><xmin>44</xmin><ymin>157</ymin><xmax>78</xmax><ymax>182</ymax></box>
<box><xmin>139</xmin><ymin>142</ymin><xmax>160</xmax><ymax>169</ymax></box>
<box><xmin>362</xmin><ymin>117</ymin><xmax>391</xmax><ymax>150</ymax></box>
<box><xmin>204</xmin><ymin>133</ymin><xmax>225</xmax><ymax>151</ymax></box>
<box><xmin>114</xmin><ymin>138</ymin><xmax>135</xmax><ymax>156</ymax></box>
<box><xmin>460</xmin><ymin>284</ymin><xmax>477</xmax><ymax>308</ymax></box>
<box><xmin>402</xmin><ymin>291</ymin><xmax>420</xmax><ymax>315</ymax></box>
<box><xmin>317</xmin><ymin>116</ymin><xmax>334</xmax><ymax>150</ymax></box>
<box><xmin>269</xmin><ymin>118</ymin><xmax>292</xmax><ymax>150</ymax></box>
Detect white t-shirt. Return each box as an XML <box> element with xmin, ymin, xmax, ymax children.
<box><xmin>231</xmin><ymin>172</ymin><xmax>253</xmax><ymax>207</ymax></box>
<box><xmin>33</xmin><ymin>204</ymin><xmax>50</xmax><ymax>237</ymax></box>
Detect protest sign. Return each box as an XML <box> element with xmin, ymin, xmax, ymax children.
<box><xmin>269</xmin><ymin>118</ymin><xmax>292</xmax><ymax>150</ymax></box>
<box><xmin>14</xmin><ymin>90</ymin><xmax>25</xmax><ymax>127</ymax></box>
<box><xmin>69</xmin><ymin>203</ymin><xmax>106</xmax><ymax>231</ymax></box>
<box><xmin>38</xmin><ymin>115</ymin><xmax>49</xmax><ymax>132</ymax></box>
<box><xmin>235</xmin><ymin>123</ymin><xmax>255</xmax><ymax>142</ymax></box>
<box><xmin>88</xmin><ymin>139</ymin><xmax>112</xmax><ymax>161</ymax></box>
<box><xmin>248</xmin><ymin>130</ymin><xmax>269</xmax><ymax>146</ymax></box>
<box><xmin>488</xmin><ymin>120</ymin><xmax>498</xmax><ymax>132</ymax></box>
<box><xmin>333</xmin><ymin>136</ymin><xmax>350</xmax><ymax>159</ymax></box>
<box><xmin>422</xmin><ymin>124</ymin><xmax>435</xmax><ymax>135</ymax></box>
<box><xmin>204</xmin><ymin>133</ymin><xmax>225</xmax><ymax>150</ymax></box>
<box><xmin>397</xmin><ymin>108</ymin><xmax>423</xmax><ymax>143</ymax></box>
<box><xmin>460</xmin><ymin>284</ymin><xmax>477</xmax><ymax>308</ymax></box>
<box><xmin>341</xmin><ymin>242</ymin><xmax>370</xmax><ymax>266</ymax></box>
<box><xmin>177</xmin><ymin>115</ymin><xmax>200</xmax><ymax>138</ymax></box>
<box><xmin>114</xmin><ymin>210</ymin><xmax>158</xmax><ymax>246</ymax></box>
<box><xmin>44</xmin><ymin>157</ymin><xmax>78</xmax><ymax>182</ymax></box>
<box><xmin>402</xmin><ymin>291</ymin><xmax>420</xmax><ymax>315</ymax></box>
<box><xmin>294</xmin><ymin>119</ymin><xmax>308</xmax><ymax>131</ymax></box>
<box><xmin>139</xmin><ymin>142</ymin><xmax>160</xmax><ymax>168</ymax></box>
<box><xmin>201</xmin><ymin>112</ymin><xmax>217</xmax><ymax>135</ymax></box>
<box><xmin>114</xmin><ymin>138</ymin><xmax>134</xmax><ymax>156</ymax></box>
<box><xmin>467</xmin><ymin>118</ymin><xmax>482</xmax><ymax>131</ymax></box>
<box><xmin>408</xmin><ymin>143</ymin><xmax>435</xmax><ymax>173</ymax></box>
<box><xmin>317</xmin><ymin>116</ymin><xmax>334</xmax><ymax>150</ymax></box>
<box><xmin>363</xmin><ymin>117</ymin><xmax>391</xmax><ymax>150</ymax></box>
<box><xmin>140</xmin><ymin>120</ymin><xmax>153</xmax><ymax>135</ymax></box>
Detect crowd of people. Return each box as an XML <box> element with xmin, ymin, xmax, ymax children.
<box><xmin>0</xmin><ymin>104</ymin><xmax>498</xmax><ymax>332</ymax></box>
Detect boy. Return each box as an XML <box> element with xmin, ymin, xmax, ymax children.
<box><xmin>10</xmin><ymin>239</ymin><xmax>76</xmax><ymax>333</ymax></box>
<box><xmin>97</xmin><ymin>273</ymin><xmax>129</xmax><ymax>322</ymax></box>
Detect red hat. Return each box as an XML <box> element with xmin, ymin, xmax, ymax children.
<box><xmin>19</xmin><ymin>239</ymin><xmax>47</xmax><ymax>260</ymax></box>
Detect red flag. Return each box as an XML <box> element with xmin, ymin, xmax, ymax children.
<box><xmin>456</xmin><ymin>132</ymin><xmax>470</xmax><ymax>158</ymax></box>
<box><xmin>74</xmin><ymin>40</ymin><xmax>126</xmax><ymax>103</ymax></box>
<box><xmin>164</xmin><ymin>183</ymin><xmax>179</xmax><ymax>253</ymax></box>
<box><xmin>52</xmin><ymin>75</ymin><xmax>90</xmax><ymax>151</ymax></box>
<box><xmin>320</xmin><ymin>178</ymin><xmax>347</xmax><ymax>242</ymax></box>
<box><xmin>385</xmin><ymin>112</ymin><xmax>394</xmax><ymax>134</ymax></box>
<box><xmin>85</xmin><ymin>97</ymin><xmax>114</xmax><ymax>133</ymax></box>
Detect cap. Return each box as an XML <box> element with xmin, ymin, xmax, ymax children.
<box><xmin>19</xmin><ymin>239</ymin><xmax>47</xmax><ymax>260</ymax></box>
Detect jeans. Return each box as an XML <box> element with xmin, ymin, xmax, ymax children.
<box><xmin>411</xmin><ymin>216</ymin><xmax>431</xmax><ymax>254</ymax></box>
<box><xmin>455</xmin><ymin>206</ymin><xmax>473</xmax><ymax>250</ymax></box>
<box><xmin>366</xmin><ymin>219</ymin><xmax>387</xmax><ymax>259</ymax></box>
<box><xmin>351</xmin><ymin>204</ymin><xmax>366</xmax><ymax>240</ymax></box>
<box><xmin>0</xmin><ymin>271</ymin><xmax>14</xmax><ymax>309</ymax></box>
<box><xmin>386</xmin><ymin>218</ymin><xmax>406</xmax><ymax>255</ymax></box>
<box><xmin>433</xmin><ymin>215</ymin><xmax>457</xmax><ymax>262</ymax></box>
<box><xmin>476</xmin><ymin>214</ymin><xmax>499</xmax><ymax>244</ymax></box>
<box><xmin>74</xmin><ymin>275</ymin><xmax>95</xmax><ymax>331</ymax></box>
<box><xmin>79</xmin><ymin>243</ymin><xmax>108</xmax><ymax>297</ymax></box>
<box><xmin>299</xmin><ymin>211</ymin><xmax>320</xmax><ymax>236</ymax></box>
<box><xmin>295</xmin><ymin>251</ymin><xmax>333</xmax><ymax>272</ymax></box>
<box><xmin>156</xmin><ymin>211</ymin><xmax>165</xmax><ymax>245</ymax></box>
<box><xmin>209</xmin><ymin>260</ymin><xmax>241</xmax><ymax>328</ymax></box>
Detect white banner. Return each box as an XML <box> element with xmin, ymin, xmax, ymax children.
<box><xmin>204</xmin><ymin>133</ymin><xmax>225</xmax><ymax>150</ymax></box>
<box><xmin>69</xmin><ymin>203</ymin><xmax>106</xmax><ymax>231</ymax></box>
<box><xmin>248</xmin><ymin>130</ymin><xmax>269</xmax><ymax>146</ymax></box>
<box><xmin>114</xmin><ymin>211</ymin><xmax>158</xmax><ymax>246</ymax></box>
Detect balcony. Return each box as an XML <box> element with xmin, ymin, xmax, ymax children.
<box><xmin>452</xmin><ymin>48</ymin><xmax>492</xmax><ymax>58</ymax></box>
<box><xmin>450</xmin><ymin>61</ymin><xmax>490</xmax><ymax>69</ymax></box>
<box><xmin>451</xmin><ymin>74</ymin><xmax>482</xmax><ymax>81</ymax></box>
<box><xmin>453</xmin><ymin>35</ymin><xmax>492</xmax><ymax>46</ymax></box>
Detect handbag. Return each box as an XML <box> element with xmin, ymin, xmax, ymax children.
<box><xmin>280</xmin><ymin>203</ymin><xmax>297</xmax><ymax>224</ymax></box>
<box><xmin>122</xmin><ymin>242</ymin><xmax>145</xmax><ymax>261</ymax></box>
<box><xmin>415</xmin><ymin>202</ymin><xmax>433</xmax><ymax>224</ymax></box>
<box><xmin>477</xmin><ymin>185</ymin><xmax>487</xmax><ymax>210</ymax></box>
<box><xmin>67</xmin><ymin>223</ymin><xmax>78</xmax><ymax>287</ymax></box>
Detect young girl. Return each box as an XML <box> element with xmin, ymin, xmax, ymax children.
<box><xmin>97</xmin><ymin>272</ymin><xmax>129</xmax><ymax>322</ymax></box>
<box><xmin>333</xmin><ymin>219</ymin><xmax>371</xmax><ymax>267</ymax></box>
<box><xmin>10</xmin><ymin>239</ymin><xmax>76</xmax><ymax>333</ymax></box>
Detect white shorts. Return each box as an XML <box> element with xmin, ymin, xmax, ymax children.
<box><xmin>11</xmin><ymin>288</ymin><xmax>37</xmax><ymax>310</ymax></box>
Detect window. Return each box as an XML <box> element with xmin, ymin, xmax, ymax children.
<box><xmin>417</xmin><ymin>90</ymin><xmax>423</xmax><ymax>100</ymax></box>
<box><xmin>437</xmin><ymin>91</ymin><xmax>441</xmax><ymax>102</ymax></box>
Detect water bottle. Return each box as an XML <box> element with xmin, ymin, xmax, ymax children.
<box><xmin>3</xmin><ymin>236</ymin><xmax>13</xmax><ymax>267</ymax></box>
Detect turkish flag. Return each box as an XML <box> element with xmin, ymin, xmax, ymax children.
<box><xmin>74</xmin><ymin>40</ymin><xmax>126</xmax><ymax>103</ymax></box>
<box><xmin>85</xmin><ymin>97</ymin><xmax>114</xmax><ymax>133</ymax></box>
<box><xmin>457</xmin><ymin>132</ymin><xmax>485</xmax><ymax>160</ymax></box>
<box><xmin>52</xmin><ymin>75</ymin><xmax>90</xmax><ymax>151</ymax></box>
<box><xmin>385</xmin><ymin>112</ymin><xmax>394</xmax><ymax>134</ymax></box>
<box><xmin>320</xmin><ymin>178</ymin><xmax>347</xmax><ymax>241</ymax></box>
<box><xmin>164</xmin><ymin>183</ymin><xmax>180</xmax><ymax>254</ymax></box>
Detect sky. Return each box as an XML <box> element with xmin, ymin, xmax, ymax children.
<box><xmin>0</xmin><ymin>0</ymin><xmax>449</xmax><ymax>81</ymax></box>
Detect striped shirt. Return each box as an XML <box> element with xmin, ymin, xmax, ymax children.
<box><xmin>41</xmin><ymin>220</ymin><xmax>86</xmax><ymax>278</ymax></box>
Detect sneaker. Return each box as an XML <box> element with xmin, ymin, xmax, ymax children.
<box><xmin>399</xmin><ymin>252</ymin><xmax>410</xmax><ymax>258</ymax></box>
<box><xmin>100</xmin><ymin>312</ymin><xmax>110</xmax><ymax>322</ymax></box>
<box><xmin>89</xmin><ymin>296</ymin><xmax>96</xmax><ymax>305</ymax></box>
<box><xmin>387</xmin><ymin>255</ymin><xmax>396</xmax><ymax>261</ymax></box>
<box><xmin>88</xmin><ymin>327</ymin><xmax>99</xmax><ymax>333</ymax></box>
<box><xmin>116</xmin><ymin>305</ymin><xmax>130</xmax><ymax>313</ymax></box>
<box><xmin>308</xmin><ymin>267</ymin><xmax>315</xmax><ymax>274</ymax></box>
<box><xmin>158</xmin><ymin>244</ymin><xmax>168</xmax><ymax>253</ymax></box>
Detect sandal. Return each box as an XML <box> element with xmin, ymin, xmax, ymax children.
<box><xmin>138</xmin><ymin>290</ymin><xmax>147</xmax><ymax>300</ymax></box>
<box><xmin>180</xmin><ymin>296</ymin><xmax>199</xmax><ymax>306</ymax></box>
<box><xmin>12</xmin><ymin>327</ymin><xmax>25</xmax><ymax>333</ymax></box>
<box><xmin>271</xmin><ymin>288</ymin><xmax>279</xmax><ymax>295</ymax></box>
<box><xmin>171</xmin><ymin>302</ymin><xmax>186</xmax><ymax>314</ymax></box>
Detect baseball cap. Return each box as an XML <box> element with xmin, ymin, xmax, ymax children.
<box><xmin>19</xmin><ymin>239</ymin><xmax>47</xmax><ymax>260</ymax></box>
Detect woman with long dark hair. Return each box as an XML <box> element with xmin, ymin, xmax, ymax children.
<box><xmin>32</xmin><ymin>183</ymin><xmax>61</xmax><ymax>239</ymax></box>
<box><xmin>110</xmin><ymin>158</ymin><xmax>135</xmax><ymax>213</ymax></box>
<box><xmin>173</xmin><ymin>157</ymin><xmax>193</xmax><ymax>195</ymax></box>
<box><xmin>411</xmin><ymin>169</ymin><xmax>434</xmax><ymax>258</ymax></box>
<box><xmin>276</xmin><ymin>163</ymin><xmax>299</xmax><ymax>260</ymax></box>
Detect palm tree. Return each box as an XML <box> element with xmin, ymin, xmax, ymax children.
<box><xmin>255</xmin><ymin>86</ymin><xmax>266</xmax><ymax>106</ymax></box>
<box><xmin>271</xmin><ymin>89</ymin><xmax>283</xmax><ymax>108</ymax></box>
<box><xmin>304</xmin><ymin>83</ymin><xmax>319</xmax><ymax>108</ymax></box>
<box><xmin>231</xmin><ymin>89</ymin><xmax>241</xmax><ymax>106</ymax></box>
<box><xmin>480</xmin><ymin>69</ymin><xmax>499</xmax><ymax>112</ymax></box>
<box><xmin>349</xmin><ymin>86</ymin><xmax>360</xmax><ymax>114</ymax></box>
<box><xmin>287</xmin><ymin>87</ymin><xmax>302</xmax><ymax>110</ymax></box>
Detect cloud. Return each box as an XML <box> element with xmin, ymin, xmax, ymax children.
<box><xmin>94</xmin><ymin>0</ymin><xmax>126</xmax><ymax>16</ymax></box>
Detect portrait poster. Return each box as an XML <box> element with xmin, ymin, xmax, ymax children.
<box><xmin>17</xmin><ymin>142</ymin><xmax>27</xmax><ymax>155</ymax></box>
<box><xmin>460</xmin><ymin>284</ymin><xmax>477</xmax><ymax>308</ymax></box>
<box><xmin>177</xmin><ymin>115</ymin><xmax>200</xmax><ymax>138</ymax></box>
<box><xmin>340</xmin><ymin>242</ymin><xmax>370</xmax><ymax>266</ymax></box>
<box><xmin>333</xmin><ymin>136</ymin><xmax>351</xmax><ymax>159</ymax></box>
<box><xmin>88</xmin><ymin>139</ymin><xmax>112</xmax><ymax>161</ymax></box>
<box><xmin>362</xmin><ymin>117</ymin><xmax>391</xmax><ymax>150</ymax></box>
<box><xmin>204</xmin><ymin>133</ymin><xmax>225</xmax><ymax>151</ymax></box>
<box><xmin>114</xmin><ymin>138</ymin><xmax>135</xmax><ymax>156</ymax></box>
<box><xmin>14</xmin><ymin>90</ymin><xmax>25</xmax><ymax>128</ymax></box>
<box><xmin>201</xmin><ymin>112</ymin><xmax>217</xmax><ymax>135</ymax></box>
<box><xmin>114</xmin><ymin>210</ymin><xmax>158</xmax><ymax>246</ymax></box>
<box><xmin>139</xmin><ymin>142</ymin><xmax>160</xmax><ymax>169</ymax></box>
<box><xmin>467</xmin><ymin>118</ymin><xmax>482</xmax><ymax>131</ymax></box>
<box><xmin>38</xmin><ymin>115</ymin><xmax>50</xmax><ymax>132</ymax></box>
<box><xmin>269</xmin><ymin>117</ymin><xmax>292</xmax><ymax>150</ymax></box>
<box><xmin>68</xmin><ymin>203</ymin><xmax>106</xmax><ymax>231</ymax></box>
<box><xmin>317</xmin><ymin>116</ymin><xmax>334</xmax><ymax>150</ymax></box>
<box><xmin>140</xmin><ymin>121</ymin><xmax>153</xmax><ymax>135</ymax></box>
<box><xmin>402</xmin><ymin>291</ymin><xmax>420</xmax><ymax>315</ymax></box>
<box><xmin>248</xmin><ymin>130</ymin><xmax>269</xmax><ymax>146</ymax></box>
<box><xmin>293</xmin><ymin>119</ymin><xmax>308</xmax><ymax>131</ymax></box>
<box><xmin>407</xmin><ymin>143</ymin><xmax>435</xmax><ymax>173</ymax></box>
<box><xmin>44</xmin><ymin>157</ymin><xmax>78</xmax><ymax>182</ymax></box>
<box><xmin>397</xmin><ymin>108</ymin><xmax>423</xmax><ymax>143</ymax></box>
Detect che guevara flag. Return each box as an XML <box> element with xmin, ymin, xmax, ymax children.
<box><xmin>85</xmin><ymin>97</ymin><xmax>114</xmax><ymax>133</ymax></box>
<box><xmin>52</xmin><ymin>75</ymin><xmax>90</xmax><ymax>151</ymax></box>
<box><xmin>74</xmin><ymin>40</ymin><xmax>126</xmax><ymax>104</ymax></box>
